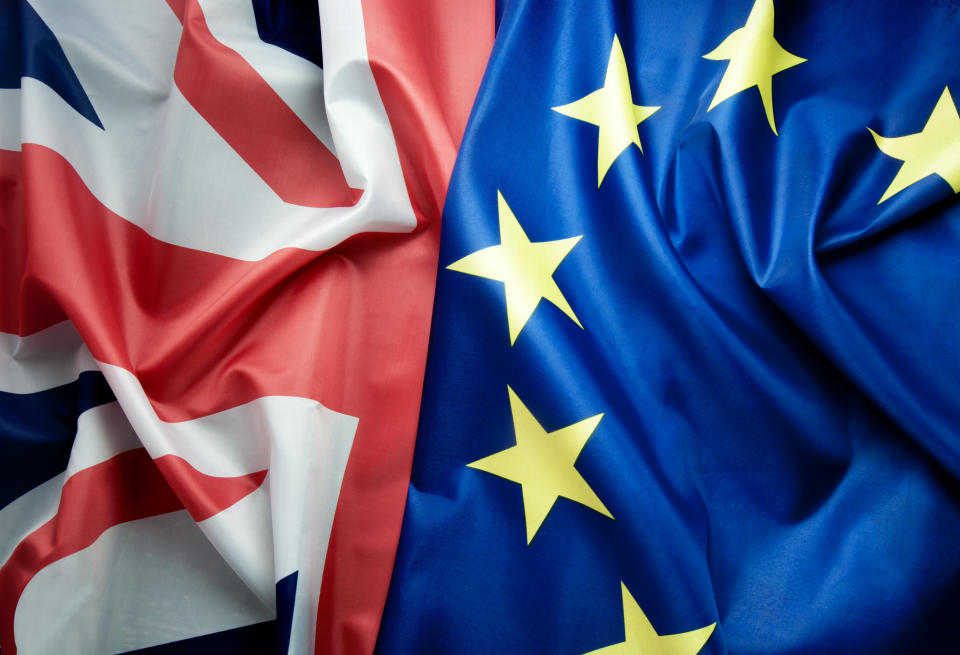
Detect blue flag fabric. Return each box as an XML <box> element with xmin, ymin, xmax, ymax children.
<box><xmin>377</xmin><ymin>1</ymin><xmax>960</xmax><ymax>653</ymax></box>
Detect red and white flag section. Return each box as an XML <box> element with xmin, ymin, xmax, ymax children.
<box><xmin>0</xmin><ymin>1</ymin><xmax>492</xmax><ymax>653</ymax></box>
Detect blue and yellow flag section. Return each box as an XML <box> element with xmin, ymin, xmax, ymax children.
<box><xmin>377</xmin><ymin>1</ymin><xmax>960</xmax><ymax>653</ymax></box>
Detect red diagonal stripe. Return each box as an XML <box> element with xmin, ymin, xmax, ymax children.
<box><xmin>155</xmin><ymin>454</ymin><xmax>267</xmax><ymax>522</ymax></box>
<box><xmin>0</xmin><ymin>149</ymin><xmax>68</xmax><ymax>335</ymax></box>
<box><xmin>0</xmin><ymin>450</ymin><xmax>181</xmax><ymax>654</ymax></box>
<box><xmin>0</xmin><ymin>449</ymin><xmax>266</xmax><ymax>654</ymax></box>
<box><xmin>168</xmin><ymin>0</ymin><xmax>360</xmax><ymax>208</ymax></box>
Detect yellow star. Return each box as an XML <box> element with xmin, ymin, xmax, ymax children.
<box><xmin>447</xmin><ymin>191</ymin><xmax>583</xmax><ymax>346</ymax></box>
<box><xmin>467</xmin><ymin>386</ymin><xmax>612</xmax><ymax>544</ymax></box>
<box><xmin>703</xmin><ymin>0</ymin><xmax>806</xmax><ymax>135</ymax></box>
<box><xmin>552</xmin><ymin>34</ymin><xmax>661</xmax><ymax>186</ymax></box>
<box><xmin>869</xmin><ymin>86</ymin><xmax>960</xmax><ymax>204</ymax></box>
<box><xmin>584</xmin><ymin>583</ymin><xmax>716</xmax><ymax>655</ymax></box>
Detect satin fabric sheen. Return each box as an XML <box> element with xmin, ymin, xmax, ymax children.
<box><xmin>377</xmin><ymin>1</ymin><xmax>960</xmax><ymax>653</ymax></box>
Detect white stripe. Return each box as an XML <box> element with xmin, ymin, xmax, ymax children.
<box><xmin>0</xmin><ymin>88</ymin><xmax>21</xmax><ymax>152</ymax></box>
<box><xmin>0</xmin><ymin>322</ymin><xmax>97</xmax><ymax>394</ymax></box>
<box><xmin>101</xmin><ymin>363</ymin><xmax>270</xmax><ymax>477</ymax></box>
<box><xmin>199</xmin><ymin>483</ymin><xmax>277</xmax><ymax>608</ymax></box>
<box><xmin>64</xmin><ymin>401</ymin><xmax>142</xmax><ymax>478</ymax></box>
<box><xmin>99</xmin><ymin>363</ymin><xmax>356</xmax><ymax>479</ymax></box>
<box><xmin>0</xmin><ymin>402</ymin><xmax>140</xmax><ymax>568</ymax></box>
<box><xmin>23</xmin><ymin>0</ymin><xmax>416</xmax><ymax>261</ymax></box>
<box><xmin>100</xmin><ymin>362</ymin><xmax>357</xmax><ymax>647</ymax></box>
<box><xmin>199</xmin><ymin>0</ymin><xmax>335</xmax><ymax>152</ymax></box>
<box><xmin>266</xmin><ymin>395</ymin><xmax>359</xmax><ymax>654</ymax></box>
<box><xmin>318</xmin><ymin>0</ymin><xmax>414</xmax><ymax>203</ymax></box>
<box><xmin>0</xmin><ymin>473</ymin><xmax>62</xmax><ymax>570</ymax></box>
<box><xmin>14</xmin><ymin>510</ymin><xmax>274</xmax><ymax>655</ymax></box>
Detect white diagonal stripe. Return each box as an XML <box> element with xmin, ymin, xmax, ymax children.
<box><xmin>0</xmin><ymin>322</ymin><xmax>97</xmax><ymax>394</ymax></box>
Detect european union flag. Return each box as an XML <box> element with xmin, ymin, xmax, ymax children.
<box><xmin>377</xmin><ymin>1</ymin><xmax>960</xmax><ymax>652</ymax></box>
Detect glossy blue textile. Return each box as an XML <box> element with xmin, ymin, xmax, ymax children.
<box><xmin>377</xmin><ymin>1</ymin><xmax>960</xmax><ymax>653</ymax></box>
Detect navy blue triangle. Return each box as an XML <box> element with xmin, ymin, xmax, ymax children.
<box><xmin>0</xmin><ymin>371</ymin><xmax>116</xmax><ymax>511</ymax></box>
<box><xmin>251</xmin><ymin>0</ymin><xmax>323</xmax><ymax>69</ymax></box>
<box><xmin>0</xmin><ymin>0</ymin><xmax>103</xmax><ymax>128</ymax></box>
<box><xmin>275</xmin><ymin>571</ymin><xmax>298</xmax><ymax>654</ymax></box>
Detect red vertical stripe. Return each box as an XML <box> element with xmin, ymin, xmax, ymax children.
<box><xmin>313</xmin><ymin>3</ymin><xmax>495</xmax><ymax>653</ymax></box>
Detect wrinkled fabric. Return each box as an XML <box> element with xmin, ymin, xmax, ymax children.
<box><xmin>378</xmin><ymin>1</ymin><xmax>960</xmax><ymax>653</ymax></box>
<box><xmin>0</xmin><ymin>1</ymin><xmax>492</xmax><ymax>653</ymax></box>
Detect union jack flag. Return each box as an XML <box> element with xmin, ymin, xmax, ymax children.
<box><xmin>0</xmin><ymin>1</ymin><xmax>492</xmax><ymax>653</ymax></box>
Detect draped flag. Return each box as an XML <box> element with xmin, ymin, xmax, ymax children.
<box><xmin>377</xmin><ymin>1</ymin><xmax>960</xmax><ymax>653</ymax></box>
<box><xmin>0</xmin><ymin>1</ymin><xmax>491</xmax><ymax>653</ymax></box>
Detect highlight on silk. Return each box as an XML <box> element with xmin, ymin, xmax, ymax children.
<box><xmin>1</xmin><ymin>1</ymin><xmax>959</xmax><ymax>654</ymax></box>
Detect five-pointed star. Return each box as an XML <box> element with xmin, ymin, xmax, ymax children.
<box><xmin>869</xmin><ymin>86</ymin><xmax>960</xmax><ymax>204</ymax></box>
<box><xmin>552</xmin><ymin>34</ymin><xmax>661</xmax><ymax>187</ymax></box>
<box><xmin>447</xmin><ymin>191</ymin><xmax>583</xmax><ymax>345</ymax></box>
<box><xmin>467</xmin><ymin>386</ymin><xmax>612</xmax><ymax>544</ymax></box>
<box><xmin>703</xmin><ymin>0</ymin><xmax>805</xmax><ymax>135</ymax></box>
<box><xmin>584</xmin><ymin>583</ymin><xmax>716</xmax><ymax>655</ymax></box>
